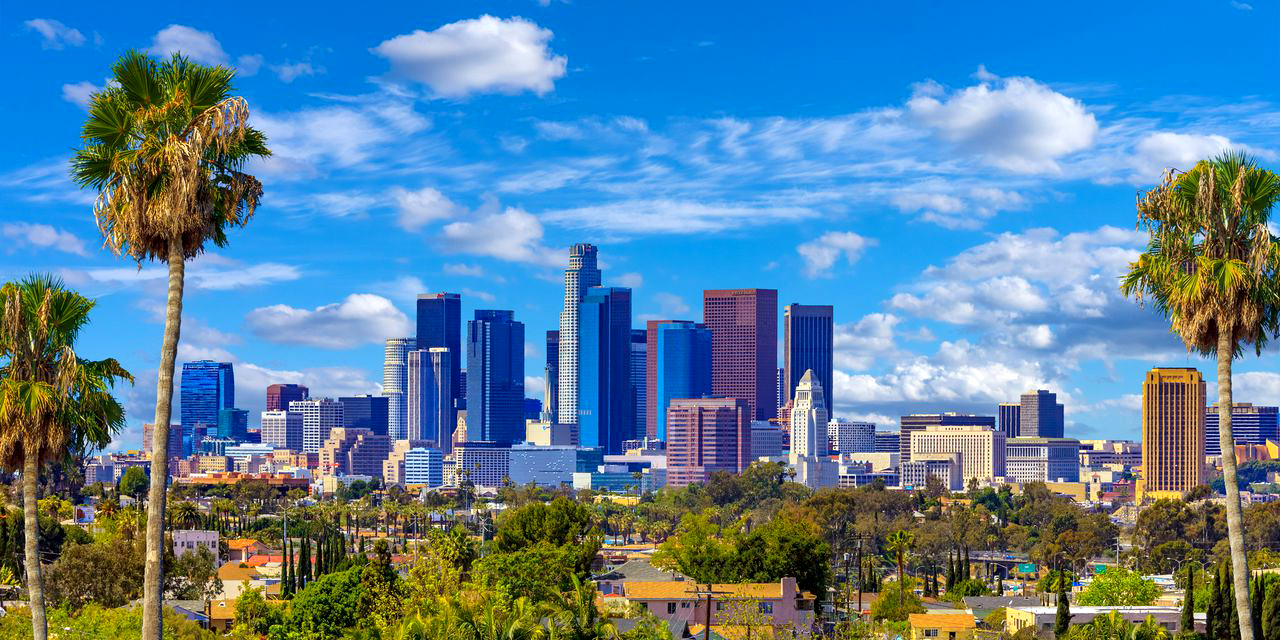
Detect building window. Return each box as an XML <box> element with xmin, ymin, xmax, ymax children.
<box><xmin>759</xmin><ymin>602</ymin><xmax>773</xmax><ymax>614</ymax></box>
<box><xmin>681</xmin><ymin>602</ymin><xmax>691</xmax><ymax>609</ymax></box>
<box><xmin>924</xmin><ymin>630</ymin><xmax>938</xmax><ymax>638</ymax></box>
<box><xmin>949</xmin><ymin>633</ymin><xmax>957</xmax><ymax>640</ymax></box>
<box><xmin>668</xmin><ymin>603</ymin><xmax>676</xmax><ymax>614</ymax></box>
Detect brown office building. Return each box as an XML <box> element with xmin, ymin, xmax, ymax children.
<box><xmin>318</xmin><ymin>428</ymin><xmax>392</xmax><ymax>477</ymax></box>
<box><xmin>266</xmin><ymin>384</ymin><xmax>309</xmax><ymax>411</ymax></box>
<box><xmin>666</xmin><ymin>398</ymin><xmax>751</xmax><ymax>487</ymax></box>
<box><xmin>1140</xmin><ymin>367</ymin><xmax>1205</xmax><ymax>501</ymax></box>
<box><xmin>703</xmin><ymin>289</ymin><xmax>778</xmax><ymax>421</ymax></box>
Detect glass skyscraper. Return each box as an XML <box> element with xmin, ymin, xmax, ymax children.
<box><xmin>339</xmin><ymin>394</ymin><xmax>390</xmax><ymax>436</ymax></box>
<box><xmin>649</xmin><ymin>321</ymin><xmax>712</xmax><ymax>441</ymax></box>
<box><xmin>783</xmin><ymin>304</ymin><xmax>833</xmax><ymax>417</ymax></box>
<box><xmin>578</xmin><ymin>287</ymin><xmax>632</xmax><ymax>454</ymax></box>
<box><xmin>467</xmin><ymin>310</ymin><xmax>525</xmax><ymax>445</ymax></box>
<box><xmin>180</xmin><ymin>361</ymin><xmax>234</xmax><ymax>456</ymax></box>
<box><xmin>416</xmin><ymin>293</ymin><xmax>462</xmax><ymax>414</ymax></box>
<box><xmin>1205</xmin><ymin>403</ymin><xmax>1280</xmax><ymax>456</ymax></box>
<box><xmin>558</xmin><ymin>244</ymin><xmax>602</xmax><ymax>425</ymax></box>
<box><xmin>630</xmin><ymin>329</ymin><xmax>647</xmax><ymax>439</ymax></box>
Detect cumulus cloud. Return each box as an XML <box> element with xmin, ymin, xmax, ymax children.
<box><xmin>616</xmin><ymin>272</ymin><xmax>644</xmax><ymax>288</ymax></box>
<box><xmin>273</xmin><ymin>61</ymin><xmax>317</xmax><ymax>83</ymax></box>
<box><xmin>443</xmin><ymin>263</ymin><xmax>486</xmax><ymax>277</ymax></box>
<box><xmin>237</xmin><ymin>54</ymin><xmax>264</xmax><ymax>76</ymax></box>
<box><xmin>252</xmin><ymin>98</ymin><xmax>429</xmax><ymax>178</ymax></box>
<box><xmin>2</xmin><ymin>222</ymin><xmax>88</xmax><ymax>256</ymax></box>
<box><xmin>440</xmin><ymin>206</ymin><xmax>560</xmax><ymax>266</ymax></box>
<box><xmin>370</xmin><ymin>276</ymin><xmax>429</xmax><ymax>304</ymax></box>
<box><xmin>373</xmin><ymin>15</ymin><xmax>567</xmax><ymax>97</ymax></box>
<box><xmin>797</xmin><ymin>231</ymin><xmax>876</xmax><ymax>277</ymax></box>
<box><xmin>24</xmin><ymin>19</ymin><xmax>85</xmax><ymax>49</ymax></box>
<box><xmin>541</xmin><ymin>199</ymin><xmax>818</xmax><ymax>235</ymax></box>
<box><xmin>1127</xmin><ymin>132</ymin><xmax>1235</xmax><ymax>182</ymax></box>
<box><xmin>907</xmin><ymin>73</ymin><xmax>1098</xmax><ymax>173</ymax></box>
<box><xmin>393</xmin><ymin>187</ymin><xmax>465</xmax><ymax>230</ymax></box>
<box><xmin>61</xmin><ymin>81</ymin><xmax>99</xmax><ymax>110</ymax></box>
<box><xmin>245</xmin><ymin>294</ymin><xmax>411</xmax><ymax>349</ymax></box>
<box><xmin>149</xmin><ymin>24</ymin><xmax>229</xmax><ymax>65</ymax></box>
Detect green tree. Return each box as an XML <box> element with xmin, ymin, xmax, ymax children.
<box><xmin>232</xmin><ymin>585</ymin><xmax>281</xmax><ymax>636</ymax></box>
<box><xmin>495</xmin><ymin>496</ymin><xmax>602</xmax><ymax>578</ymax></box>
<box><xmin>886</xmin><ymin>530</ymin><xmax>914</xmax><ymax>607</ymax></box>
<box><xmin>1122</xmin><ymin>152</ymin><xmax>1280</xmax><ymax>640</ymax></box>
<box><xmin>547</xmin><ymin>574</ymin><xmax>619</xmax><ymax>640</ymax></box>
<box><xmin>0</xmin><ymin>275</ymin><xmax>130</xmax><ymax>640</ymax></box>
<box><xmin>870</xmin><ymin>578</ymin><xmax>925</xmax><ymax>622</ymax></box>
<box><xmin>71</xmin><ymin>49</ymin><xmax>270</xmax><ymax>640</ymax></box>
<box><xmin>1055</xmin><ymin>571</ymin><xmax>1072</xmax><ymax>639</ymax></box>
<box><xmin>287</xmin><ymin>567</ymin><xmax>363</xmax><ymax>639</ymax></box>
<box><xmin>119</xmin><ymin>466</ymin><xmax>148</xmax><ymax>501</ymax></box>
<box><xmin>166</xmin><ymin>547</ymin><xmax>222</xmax><ymax>602</ymax></box>
<box><xmin>1263</xmin><ymin>578</ymin><xmax>1280</xmax><ymax>640</ymax></box>
<box><xmin>1077</xmin><ymin>567</ymin><xmax>1161</xmax><ymax>607</ymax></box>
<box><xmin>44</xmin><ymin>537</ymin><xmax>145</xmax><ymax>609</ymax></box>
<box><xmin>1184</xmin><ymin>567</ymin><xmax>1196</xmax><ymax>634</ymax></box>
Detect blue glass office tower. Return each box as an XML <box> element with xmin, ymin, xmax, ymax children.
<box><xmin>467</xmin><ymin>310</ymin><xmax>525</xmax><ymax>445</ymax></box>
<box><xmin>783</xmin><ymin>304</ymin><xmax>833</xmax><ymax>416</ymax></box>
<box><xmin>340</xmin><ymin>394</ymin><xmax>390</xmax><ymax>436</ymax></box>
<box><xmin>216</xmin><ymin>408</ymin><xmax>249</xmax><ymax>441</ymax></box>
<box><xmin>652</xmin><ymin>321</ymin><xmax>712</xmax><ymax>441</ymax></box>
<box><xmin>578</xmin><ymin>287</ymin><xmax>633</xmax><ymax>454</ymax></box>
<box><xmin>417</xmin><ymin>293</ymin><xmax>462</xmax><ymax>411</ymax></box>
<box><xmin>181</xmin><ymin>361</ymin><xmax>234</xmax><ymax>455</ymax></box>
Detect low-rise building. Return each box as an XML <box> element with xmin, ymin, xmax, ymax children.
<box><xmin>1006</xmin><ymin>606</ymin><xmax>1188</xmax><ymax>635</ymax></box>
<box><xmin>908</xmin><ymin>613</ymin><xmax>976</xmax><ymax>640</ymax></box>
<box><xmin>173</xmin><ymin>530</ymin><xmax>219</xmax><ymax>558</ymax></box>
<box><xmin>902</xmin><ymin>453</ymin><xmax>963</xmax><ymax>490</ymax></box>
<box><xmin>619</xmin><ymin>577</ymin><xmax>815</xmax><ymax>635</ymax></box>
<box><xmin>1006</xmin><ymin>438</ymin><xmax>1081</xmax><ymax>483</ymax></box>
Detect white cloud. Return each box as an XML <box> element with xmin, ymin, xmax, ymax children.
<box><xmin>462</xmin><ymin>287</ymin><xmax>496</xmax><ymax>302</ymax></box>
<box><xmin>24</xmin><ymin>19</ymin><xmax>85</xmax><ymax>49</ymax></box>
<box><xmin>1127</xmin><ymin>132</ymin><xmax>1235</xmax><ymax>182</ymax></box>
<box><xmin>75</xmin><ymin>261</ymin><xmax>301</xmax><ymax>291</ymax></box>
<box><xmin>149</xmin><ymin>25</ymin><xmax>229</xmax><ymax>65</ymax></box>
<box><xmin>907</xmin><ymin>73</ymin><xmax>1098</xmax><ymax>173</ymax></box>
<box><xmin>393</xmin><ymin>187</ymin><xmax>465</xmax><ymax>231</ymax></box>
<box><xmin>440</xmin><ymin>206</ymin><xmax>560</xmax><ymax>266</ymax></box>
<box><xmin>252</xmin><ymin>99</ymin><xmax>429</xmax><ymax>178</ymax></box>
<box><xmin>237</xmin><ymin>54</ymin><xmax>264</xmax><ymax>76</ymax></box>
<box><xmin>61</xmin><ymin>81</ymin><xmax>99</xmax><ymax>110</ymax></box>
<box><xmin>616</xmin><ymin>272</ymin><xmax>644</xmax><ymax>288</ymax></box>
<box><xmin>651</xmin><ymin>293</ymin><xmax>691</xmax><ymax>316</ymax></box>
<box><xmin>797</xmin><ymin>231</ymin><xmax>876</xmax><ymax>277</ymax></box>
<box><xmin>272</xmin><ymin>61</ymin><xmax>317</xmax><ymax>83</ymax></box>
<box><xmin>443</xmin><ymin>263</ymin><xmax>486</xmax><ymax>277</ymax></box>
<box><xmin>541</xmin><ymin>199</ymin><xmax>818</xmax><ymax>234</ymax></box>
<box><xmin>370</xmin><ymin>275</ymin><xmax>428</xmax><ymax>303</ymax></box>
<box><xmin>372</xmin><ymin>15</ymin><xmax>567</xmax><ymax>97</ymax></box>
<box><xmin>1231</xmin><ymin>1</ymin><xmax>1253</xmax><ymax>9</ymax></box>
<box><xmin>245</xmin><ymin>294</ymin><xmax>411</xmax><ymax>349</ymax></box>
<box><xmin>1</xmin><ymin>222</ymin><xmax>87</xmax><ymax>256</ymax></box>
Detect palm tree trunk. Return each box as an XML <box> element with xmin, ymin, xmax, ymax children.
<box><xmin>1219</xmin><ymin>331</ymin><xmax>1255</xmax><ymax>640</ymax></box>
<box><xmin>24</xmin><ymin>452</ymin><xmax>46</xmax><ymax>640</ymax></box>
<box><xmin>142</xmin><ymin>237</ymin><xmax>186</xmax><ymax>640</ymax></box>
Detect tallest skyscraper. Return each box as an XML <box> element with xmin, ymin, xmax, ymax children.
<box><xmin>558</xmin><ymin>243</ymin><xmax>602</xmax><ymax>426</ymax></box>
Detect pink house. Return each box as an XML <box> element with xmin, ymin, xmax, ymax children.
<box><xmin>618</xmin><ymin>577</ymin><xmax>815</xmax><ymax>634</ymax></box>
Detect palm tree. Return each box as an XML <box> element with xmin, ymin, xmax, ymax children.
<box><xmin>170</xmin><ymin>501</ymin><xmax>200</xmax><ymax>530</ymax></box>
<box><xmin>70</xmin><ymin>50</ymin><xmax>269</xmax><ymax>640</ymax></box>
<box><xmin>547</xmin><ymin>574</ymin><xmax>618</xmax><ymax>640</ymax></box>
<box><xmin>0</xmin><ymin>275</ymin><xmax>130</xmax><ymax>640</ymax></box>
<box><xmin>1122</xmin><ymin>151</ymin><xmax>1280</xmax><ymax>640</ymax></box>
<box><xmin>886</xmin><ymin>530</ymin><xmax>914</xmax><ymax>607</ymax></box>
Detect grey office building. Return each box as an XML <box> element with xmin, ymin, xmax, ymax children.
<box><xmin>1020</xmin><ymin>390</ymin><xmax>1065</xmax><ymax>438</ymax></box>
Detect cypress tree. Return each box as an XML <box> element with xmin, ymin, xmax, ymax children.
<box><xmin>1054</xmin><ymin>571</ymin><xmax>1071</xmax><ymax>639</ymax></box>
<box><xmin>1229</xmin><ymin>563</ymin><xmax>1241</xmax><ymax>640</ymax></box>
<box><xmin>282</xmin><ymin>539</ymin><xmax>292</xmax><ymax>598</ymax></box>
<box><xmin>1256</xmin><ymin>575</ymin><xmax>1266</xmax><ymax>640</ymax></box>
<box><xmin>1182</xmin><ymin>566</ymin><xmax>1195</xmax><ymax>634</ymax></box>
<box><xmin>1263</xmin><ymin>578</ymin><xmax>1280</xmax><ymax>640</ymax></box>
<box><xmin>299</xmin><ymin>535</ymin><xmax>310</xmax><ymax>588</ymax></box>
<box><xmin>947</xmin><ymin>553</ymin><xmax>955</xmax><ymax>589</ymax></box>
<box><xmin>963</xmin><ymin>547</ymin><xmax>971</xmax><ymax>581</ymax></box>
<box><xmin>1210</xmin><ymin>565</ymin><xmax>1222</xmax><ymax>640</ymax></box>
<box><xmin>317</xmin><ymin>531</ymin><xmax>326</xmax><ymax>576</ymax></box>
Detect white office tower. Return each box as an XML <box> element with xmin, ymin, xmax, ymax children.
<box><xmin>828</xmin><ymin>419</ymin><xmax>876</xmax><ymax>453</ymax></box>
<box><xmin>291</xmin><ymin>398</ymin><xmax>344</xmax><ymax>453</ymax></box>
<box><xmin>383</xmin><ymin>337</ymin><xmax>415</xmax><ymax>440</ymax></box>
<box><xmin>261</xmin><ymin>410</ymin><xmax>303</xmax><ymax>451</ymax></box>
<box><xmin>557</xmin><ymin>243</ymin><xmax>601</xmax><ymax>426</ymax></box>
<box><xmin>408</xmin><ymin>348</ymin><xmax>453</xmax><ymax>454</ymax></box>
<box><xmin>787</xmin><ymin>370</ymin><xmax>838</xmax><ymax>488</ymax></box>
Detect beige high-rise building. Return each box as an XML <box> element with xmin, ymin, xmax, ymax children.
<box><xmin>909</xmin><ymin>424</ymin><xmax>1005</xmax><ymax>484</ymax></box>
<box><xmin>1139</xmin><ymin>367</ymin><xmax>1205</xmax><ymax>501</ymax></box>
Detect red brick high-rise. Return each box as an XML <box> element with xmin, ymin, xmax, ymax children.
<box><xmin>266</xmin><ymin>384</ymin><xmax>309</xmax><ymax>411</ymax></box>
<box><xmin>702</xmin><ymin>289</ymin><xmax>778</xmax><ymax>421</ymax></box>
<box><xmin>666</xmin><ymin>398</ymin><xmax>751</xmax><ymax>487</ymax></box>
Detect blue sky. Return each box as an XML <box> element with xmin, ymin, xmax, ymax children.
<box><xmin>4</xmin><ymin>1</ymin><xmax>1278</xmax><ymax>450</ymax></box>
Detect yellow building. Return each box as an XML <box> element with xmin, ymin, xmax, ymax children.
<box><xmin>908</xmin><ymin>613</ymin><xmax>976</xmax><ymax>640</ymax></box>
<box><xmin>1138</xmin><ymin>367</ymin><xmax>1205</xmax><ymax>502</ymax></box>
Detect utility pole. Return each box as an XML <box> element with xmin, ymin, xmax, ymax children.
<box><xmin>855</xmin><ymin>537</ymin><xmax>864</xmax><ymax>618</ymax></box>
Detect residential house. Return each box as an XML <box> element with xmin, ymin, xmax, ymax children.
<box><xmin>909</xmin><ymin>613</ymin><xmax>977</xmax><ymax>640</ymax></box>
<box><xmin>617</xmin><ymin>577</ymin><xmax>814</xmax><ymax>635</ymax></box>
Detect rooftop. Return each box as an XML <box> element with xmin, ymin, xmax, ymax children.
<box><xmin>908</xmin><ymin>613</ymin><xmax>977</xmax><ymax>629</ymax></box>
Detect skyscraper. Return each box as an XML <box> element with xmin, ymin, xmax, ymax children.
<box><xmin>789</xmin><ymin>370</ymin><xmax>828</xmax><ymax>457</ymax></box>
<box><xmin>382</xmin><ymin>338</ymin><xmax>415</xmax><ymax>440</ymax></box>
<box><xmin>339</xmin><ymin>395</ymin><xmax>390</xmax><ymax>436</ymax></box>
<box><xmin>545</xmin><ymin>330</ymin><xmax>560</xmax><ymax>420</ymax></box>
<box><xmin>1020</xmin><ymin>390</ymin><xmax>1065</xmax><ymax>438</ymax></box>
<box><xmin>703</xmin><ymin>288</ymin><xmax>778</xmax><ymax>421</ymax></box>
<box><xmin>408</xmin><ymin>348</ymin><xmax>453</xmax><ymax>453</ymax></box>
<box><xmin>416</xmin><ymin>293</ymin><xmax>462</xmax><ymax>413</ymax></box>
<box><xmin>666</xmin><ymin>398</ymin><xmax>751</xmax><ymax>487</ymax></box>
<box><xmin>216</xmin><ymin>408</ymin><xmax>249</xmax><ymax>441</ymax></box>
<box><xmin>1205</xmin><ymin>403</ymin><xmax>1280</xmax><ymax>456</ymax></box>
<box><xmin>828</xmin><ymin>419</ymin><xmax>876</xmax><ymax>453</ymax></box>
<box><xmin>468</xmin><ymin>310</ymin><xmax>525</xmax><ymax>445</ymax></box>
<box><xmin>647</xmin><ymin>320</ymin><xmax>713</xmax><ymax>441</ymax></box>
<box><xmin>998</xmin><ymin>403</ymin><xmax>1022</xmax><ymax>438</ymax></box>
<box><xmin>181</xmin><ymin>361</ymin><xmax>235</xmax><ymax>456</ymax></box>
<box><xmin>784</xmin><ymin>304</ymin><xmax>834</xmax><ymax>417</ymax></box>
<box><xmin>578</xmin><ymin>287</ymin><xmax>633</xmax><ymax>454</ymax></box>
<box><xmin>1141</xmin><ymin>367</ymin><xmax>1205</xmax><ymax>499</ymax></box>
<box><xmin>631</xmin><ymin>329</ymin><xmax>647</xmax><ymax>439</ymax></box>
<box><xmin>266</xmin><ymin>384</ymin><xmax>308</xmax><ymax>411</ymax></box>
<box><xmin>558</xmin><ymin>243</ymin><xmax>602</xmax><ymax>425</ymax></box>
<box><xmin>898</xmin><ymin>413</ymin><xmax>995</xmax><ymax>462</ymax></box>
<box><xmin>261</xmin><ymin>410</ymin><xmax>303</xmax><ymax>451</ymax></box>
<box><xmin>292</xmin><ymin>397</ymin><xmax>345</xmax><ymax>453</ymax></box>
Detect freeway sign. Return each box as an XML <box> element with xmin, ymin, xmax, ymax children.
<box><xmin>1017</xmin><ymin>563</ymin><xmax>1037</xmax><ymax>573</ymax></box>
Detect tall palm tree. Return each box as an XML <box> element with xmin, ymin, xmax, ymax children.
<box><xmin>1122</xmin><ymin>151</ymin><xmax>1280</xmax><ymax>640</ymax></box>
<box><xmin>0</xmin><ymin>275</ymin><xmax>130</xmax><ymax>640</ymax></box>
<box><xmin>547</xmin><ymin>574</ymin><xmax>618</xmax><ymax>640</ymax></box>
<box><xmin>70</xmin><ymin>50</ymin><xmax>269</xmax><ymax>640</ymax></box>
<box><xmin>170</xmin><ymin>501</ymin><xmax>200</xmax><ymax>530</ymax></box>
<box><xmin>886</xmin><ymin>530</ymin><xmax>914</xmax><ymax>607</ymax></box>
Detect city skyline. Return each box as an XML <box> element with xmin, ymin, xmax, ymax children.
<box><xmin>5</xmin><ymin>3</ymin><xmax>1278</xmax><ymax>451</ymax></box>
